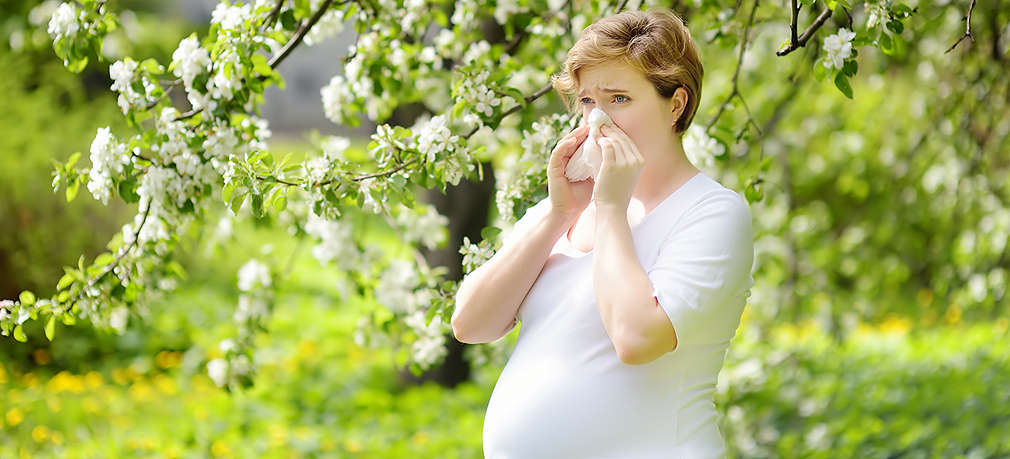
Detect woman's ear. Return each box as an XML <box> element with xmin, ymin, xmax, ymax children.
<box><xmin>668</xmin><ymin>87</ymin><xmax>687</xmax><ymax>129</ymax></box>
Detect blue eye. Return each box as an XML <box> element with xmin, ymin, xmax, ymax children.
<box><xmin>580</xmin><ymin>97</ymin><xmax>594</xmax><ymax>105</ymax></box>
<box><xmin>613</xmin><ymin>95</ymin><xmax>629</xmax><ymax>103</ymax></box>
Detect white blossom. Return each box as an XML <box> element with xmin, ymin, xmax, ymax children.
<box><xmin>219</xmin><ymin>339</ymin><xmax>237</xmax><ymax>353</ymax></box>
<box><xmin>238</xmin><ymin>259</ymin><xmax>271</xmax><ymax>292</ymax></box>
<box><xmin>683</xmin><ymin>124</ymin><xmax>722</xmax><ymax>172</ymax></box>
<box><xmin>521</xmin><ymin>120</ymin><xmax>554</xmax><ymax>157</ymax></box>
<box><xmin>415</xmin><ymin>115</ymin><xmax>459</xmax><ymax>163</ymax></box>
<box><xmin>0</xmin><ymin>300</ymin><xmax>13</xmax><ymax>322</ymax></box>
<box><xmin>376</xmin><ymin>259</ymin><xmax>419</xmax><ymax>314</ymax></box>
<box><xmin>207</xmin><ymin>47</ymin><xmax>242</xmax><ymax>101</ymax></box>
<box><xmin>211</xmin><ymin>2</ymin><xmax>253</xmax><ymax>32</ymax></box>
<box><xmin>172</xmin><ymin>36</ymin><xmax>211</xmax><ymax>89</ymax></box>
<box><xmin>398</xmin><ymin>206</ymin><xmax>449</xmax><ymax>250</ymax></box>
<box><xmin>204</xmin><ymin>122</ymin><xmax>241</xmax><ymax>159</ymax></box>
<box><xmin>822</xmin><ymin>28</ymin><xmax>856</xmax><ymax>70</ymax></box>
<box><xmin>460</xmin><ymin>236</ymin><xmax>495</xmax><ymax>273</ymax></box>
<box><xmin>304</xmin><ymin>7</ymin><xmax>345</xmax><ymax>46</ymax></box>
<box><xmin>304</xmin><ymin>211</ymin><xmax>358</xmax><ymax>267</ymax></box>
<box><xmin>109</xmin><ymin>307</ymin><xmax>128</xmax><ymax>333</ymax></box>
<box><xmin>865</xmin><ymin>1</ymin><xmax>888</xmax><ymax>29</ymax></box>
<box><xmin>109</xmin><ymin>59</ymin><xmax>143</xmax><ymax>113</ymax></box>
<box><xmin>87</xmin><ymin>127</ymin><xmax>129</xmax><ymax>205</ymax></box>
<box><xmin>304</xmin><ymin>156</ymin><xmax>331</xmax><ymax>183</ymax></box>
<box><xmin>321</xmin><ymin>75</ymin><xmax>354</xmax><ymax>124</ymax></box>
<box><xmin>459</xmin><ymin>70</ymin><xmax>502</xmax><ymax>117</ymax></box>
<box><xmin>207</xmin><ymin>358</ymin><xmax>228</xmax><ymax>386</ymax></box>
<box><xmin>322</xmin><ymin>136</ymin><xmax>350</xmax><ymax>161</ymax></box>
<box><xmin>240</xmin><ymin>116</ymin><xmax>272</xmax><ymax>150</ymax></box>
<box><xmin>47</xmin><ymin>3</ymin><xmax>80</xmax><ymax>40</ymax></box>
<box><xmin>404</xmin><ymin>309</ymin><xmax>448</xmax><ymax>368</ymax></box>
<box><xmin>234</xmin><ymin>294</ymin><xmax>268</xmax><ymax>322</ymax></box>
<box><xmin>494</xmin><ymin>0</ymin><xmax>523</xmax><ymax>25</ymax></box>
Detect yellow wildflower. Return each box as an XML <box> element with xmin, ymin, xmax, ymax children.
<box><xmin>6</xmin><ymin>407</ymin><xmax>24</xmax><ymax>427</ymax></box>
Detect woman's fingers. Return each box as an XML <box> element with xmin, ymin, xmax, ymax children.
<box><xmin>601</xmin><ymin>125</ymin><xmax>639</xmax><ymax>165</ymax></box>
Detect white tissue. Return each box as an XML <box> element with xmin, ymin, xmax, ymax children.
<box><xmin>564</xmin><ymin>107</ymin><xmax>612</xmax><ymax>181</ymax></box>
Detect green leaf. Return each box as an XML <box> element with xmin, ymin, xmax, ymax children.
<box><xmin>66</xmin><ymin>175</ymin><xmax>80</xmax><ymax>202</ymax></box>
<box><xmin>842</xmin><ymin>59</ymin><xmax>858</xmax><ymax>77</ymax></box>
<box><xmin>19</xmin><ymin>291</ymin><xmax>36</xmax><ymax>306</ymax></box>
<box><xmin>825</xmin><ymin>0</ymin><xmax>838</xmax><ymax>10</ymax></box>
<box><xmin>813</xmin><ymin>60</ymin><xmax>829</xmax><ymax>82</ymax></box>
<box><xmin>222</xmin><ymin>181</ymin><xmax>237</xmax><ymax>204</ymax></box>
<box><xmin>230</xmin><ymin>190</ymin><xmax>247</xmax><ymax>211</ymax></box>
<box><xmin>45</xmin><ymin>316</ymin><xmax>56</xmax><ymax>341</ymax></box>
<box><xmin>744</xmin><ymin>179</ymin><xmax>764</xmax><ymax>203</ymax></box>
<box><xmin>280</xmin><ymin>9</ymin><xmax>297</xmax><ymax>29</ymax></box>
<box><xmin>57</xmin><ymin>272</ymin><xmax>75</xmax><ymax>291</ymax></box>
<box><xmin>893</xmin><ymin>3</ymin><xmax>914</xmax><ymax>16</ymax></box>
<box><xmin>879</xmin><ymin>32</ymin><xmax>895</xmax><ymax>55</ymax></box>
<box><xmin>886</xmin><ymin>19</ymin><xmax>904</xmax><ymax>35</ymax></box>
<box><xmin>66</xmin><ymin>56</ymin><xmax>89</xmax><ymax>73</ymax></box>
<box><xmin>252</xmin><ymin>54</ymin><xmax>273</xmax><ymax>77</ymax></box>
<box><xmin>94</xmin><ymin>252</ymin><xmax>115</xmax><ymax>267</ymax></box>
<box><xmin>141</xmin><ymin>58</ymin><xmax>164</xmax><ymax>74</ymax></box>
<box><xmin>834</xmin><ymin>72</ymin><xmax>854</xmax><ymax>99</ymax></box>
<box><xmin>273</xmin><ymin>195</ymin><xmax>287</xmax><ymax>213</ymax></box>
<box><xmin>251</xmin><ymin>193</ymin><xmax>264</xmax><ymax>217</ymax></box>
<box><xmin>481</xmin><ymin>226</ymin><xmax>502</xmax><ymax>241</ymax></box>
<box><xmin>118</xmin><ymin>177</ymin><xmax>140</xmax><ymax>203</ymax></box>
<box><xmin>67</xmin><ymin>151</ymin><xmax>81</xmax><ymax>168</ymax></box>
<box><xmin>13</xmin><ymin>325</ymin><xmax>27</xmax><ymax>342</ymax></box>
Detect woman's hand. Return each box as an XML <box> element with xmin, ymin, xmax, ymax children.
<box><xmin>594</xmin><ymin>124</ymin><xmax>645</xmax><ymax>213</ymax></box>
<box><xmin>547</xmin><ymin>125</ymin><xmax>594</xmax><ymax>224</ymax></box>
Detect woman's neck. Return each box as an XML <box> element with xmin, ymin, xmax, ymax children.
<box><xmin>633</xmin><ymin>136</ymin><xmax>699</xmax><ymax>213</ymax></box>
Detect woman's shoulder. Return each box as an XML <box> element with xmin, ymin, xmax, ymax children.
<box><xmin>683</xmin><ymin>174</ymin><xmax>752</xmax><ymax>222</ymax></box>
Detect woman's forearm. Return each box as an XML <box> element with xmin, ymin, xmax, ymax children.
<box><xmin>452</xmin><ymin>209</ymin><xmax>571</xmax><ymax>343</ymax></box>
<box><xmin>592</xmin><ymin>206</ymin><xmax>659</xmax><ymax>358</ymax></box>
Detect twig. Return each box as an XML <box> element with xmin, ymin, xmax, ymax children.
<box><xmin>707</xmin><ymin>0</ymin><xmax>762</xmax><ymax>139</ymax></box>
<box><xmin>256</xmin><ymin>81</ymin><xmax>554</xmax><ymax>190</ymax></box>
<box><xmin>268</xmin><ymin>0</ymin><xmax>338</xmax><ymax>68</ymax></box>
<box><xmin>64</xmin><ymin>201</ymin><xmax>152</xmax><ymax>313</ymax></box>
<box><xmin>945</xmin><ymin>0</ymin><xmax>977</xmax><ymax>53</ymax></box>
<box><xmin>776</xmin><ymin>6</ymin><xmax>833</xmax><ymax>56</ymax></box>
<box><xmin>169</xmin><ymin>0</ymin><xmax>341</xmax><ymax>122</ymax></box>
<box><xmin>466</xmin><ymin>83</ymin><xmax>554</xmax><ymax>138</ymax></box>
<box><xmin>264</xmin><ymin>0</ymin><xmax>286</xmax><ymax>29</ymax></box>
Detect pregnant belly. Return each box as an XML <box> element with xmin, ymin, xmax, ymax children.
<box><xmin>482</xmin><ymin>350</ymin><xmax>678</xmax><ymax>458</ymax></box>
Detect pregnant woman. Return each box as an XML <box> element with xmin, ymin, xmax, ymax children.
<box><xmin>452</xmin><ymin>9</ymin><xmax>755</xmax><ymax>458</ymax></box>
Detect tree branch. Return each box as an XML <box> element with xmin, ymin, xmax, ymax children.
<box><xmin>64</xmin><ymin>201</ymin><xmax>152</xmax><ymax>313</ymax></box>
<box><xmin>264</xmin><ymin>0</ymin><xmax>286</xmax><ymax>29</ymax></box>
<box><xmin>268</xmin><ymin>0</ymin><xmax>339</xmax><ymax>68</ymax></box>
<box><xmin>466</xmin><ymin>82</ymin><xmax>554</xmax><ymax>138</ymax></box>
<box><xmin>256</xmin><ymin>80</ymin><xmax>555</xmax><ymax>190</ymax></box>
<box><xmin>776</xmin><ymin>7</ymin><xmax>833</xmax><ymax>56</ymax></box>
<box><xmin>945</xmin><ymin>0</ymin><xmax>977</xmax><ymax>53</ymax></box>
<box><xmin>707</xmin><ymin>0</ymin><xmax>762</xmax><ymax>139</ymax></box>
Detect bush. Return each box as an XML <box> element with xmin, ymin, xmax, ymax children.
<box><xmin>718</xmin><ymin>321</ymin><xmax>1010</xmax><ymax>458</ymax></box>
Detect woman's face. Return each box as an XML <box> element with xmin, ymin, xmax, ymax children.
<box><xmin>575</xmin><ymin>60</ymin><xmax>680</xmax><ymax>158</ymax></box>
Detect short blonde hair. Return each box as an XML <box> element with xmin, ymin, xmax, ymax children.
<box><xmin>552</xmin><ymin>9</ymin><xmax>704</xmax><ymax>134</ymax></box>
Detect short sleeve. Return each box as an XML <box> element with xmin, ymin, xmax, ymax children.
<box><xmin>646</xmin><ymin>191</ymin><xmax>755</xmax><ymax>349</ymax></box>
<box><xmin>500</xmin><ymin>197</ymin><xmax>552</xmax><ymax>249</ymax></box>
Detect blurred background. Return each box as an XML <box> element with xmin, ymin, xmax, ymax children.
<box><xmin>1</xmin><ymin>0</ymin><xmax>1008</xmax><ymax>457</ymax></box>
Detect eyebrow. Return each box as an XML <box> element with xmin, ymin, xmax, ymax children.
<box><xmin>578</xmin><ymin>87</ymin><xmax>629</xmax><ymax>97</ymax></box>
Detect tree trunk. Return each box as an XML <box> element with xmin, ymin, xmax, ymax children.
<box><xmin>397</xmin><ymin>162</ymin><xmax>496</xmax><ymax>388</ymax></box>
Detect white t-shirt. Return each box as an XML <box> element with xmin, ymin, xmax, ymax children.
<box><xmin>482</xmin><ymin>172</ymin><xmax>754</xmax><ymax>459</ymax></box>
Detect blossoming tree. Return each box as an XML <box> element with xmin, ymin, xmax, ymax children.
<box><xmin>4</xmin><ymin>0</ymin><xmax>990</xmax><ymax>389</ymax></box>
